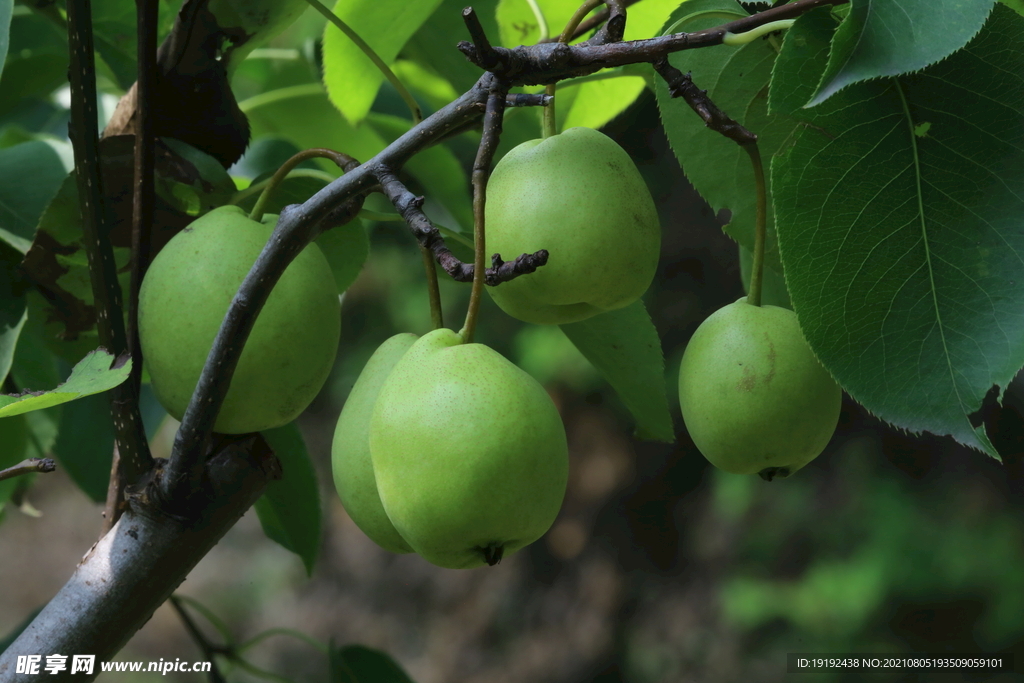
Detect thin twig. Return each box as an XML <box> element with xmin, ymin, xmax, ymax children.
<box><xmin>375</xmin><ymin>169</ymin><xmax>548</xmax><ymax>286</ymax></box>
<box><xmin>462</xmin><ymin>7</ymin><xmax>500</xmax><ymax>70</ymax></box>
<box><xmin>0</xmin><ymin>459</ymin><xmax>56</xmax><ymax>482</ymax></box>
<box><xmin>505</xmin><ymin>93</ymin><xmax>554</xmax><ymax>107</ymax></box>
<box><xmin>652</xmin><ymin>58</ymin><xmax>757</xmax><ymax>145</ymax></box>
<box><xmin>462</xmin><ymin>85</ymin><xmax>508</xmax><ymax>343</ymax></box>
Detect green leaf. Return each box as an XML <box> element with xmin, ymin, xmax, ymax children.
<box><xmin>207</xmin><ymin>0</ymin><xmax>310</xmax><ymax>69</ymax></box>
<box><xmin>52</xmin><ymin>392</ymin><xmax>113</xmax><ymax>502</ymax></box>
<box><xmin>654</xmin><ymin>0</ymin><xmax>789</xmax><ymax>274</ymax></box>
<box><xmin>236</xmin><ymin>174</ymin><xmax>331</xmax><ymax>216</ymax></box>
<box><xmin>807</xmin><ymin>0</ymin><xmax>997</xmax><ymax>107</ymax></box>
<box><xmin>771</xmin><ymin>4</ymin><xmax>1024</xmax><ymax>456</ymax></box>
<box><xmin>0</xmin><ymin>0</ymin><xmax>12</xmax><ymax>80</ymax></box>
<box><xmin>560</xmin><ymin>300</ymin><xmax>673</xmax><ymax>441</ymax></box>
<box><xmin>255</xmin><ymin>422</ymin><xmax>321</xmax><ymax>575</ymax></box>
<box><xmin>0</xmin><ymin>349</ymin><xmax>131</xmax><ymax>417</ymax></box>
<box><xmin>0</xmin><ymin>13</ymin><xmax>68</xmax><ymax>120</ymax></box>
<box><xmin>12</xmin><ymin>295</ymin><xmax>63</xmax><ymax>392</ymax></box>
<box><xmin>321</xmin><ymin>0</ymin><xmax>445</xmax><ymax>125</ymax></box>
<box><xmin>1004</xmin><ymin>0</ymin><xmax>1024</xmax><ymax>17</ymax></box>
<box><xmin>242</xmin><ymin>84</ymin><xmax>388</xmax><ymax>169</ymax></box>
<box><xmin>315</xmin><ymin>219</ymin><xmax>370</xmax><ymax>294</ymax></box>
<box><xmin>404</xmin><ymin>0</ymin><xmax>500</xmax><ymax>93</ymax></box>
<box><xmin>0</xmin><ymin>140</ymin><xmax>69</xmax><ymax>244</ymax></box>
<box><xmin>91</xmin><ymin>0</ymin><xmax>178</xmax><ymax>89</ymax></box>
<box><xmin>560</xmin><ymin>0</ymin><xmax>677</xmax><ymax>130</ymax></box>
<box><xmin>329</xmin><ymin>644</ymin><xmax>415</xmax><ymax>683</ymax></box>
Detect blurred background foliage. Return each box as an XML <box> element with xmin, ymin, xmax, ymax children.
<box><xmin>1</xmin><ymin>0</ymin><xmax>1023</xmax><ymax>681</ymax></box>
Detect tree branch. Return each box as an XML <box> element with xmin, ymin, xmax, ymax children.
<box><xmin>0</xmin><ymin>436</ymin><xmax>281</xmax><ymax>682</ymax></box>
<box><xmin>66</xmin><ymin>0</ymin><xmax>153</xmax><ymax>514</ymax></box>
<box><xmin>458</xmin><ymin>0</ymin><xmax>843</xmax><ymax>85</ymax></box>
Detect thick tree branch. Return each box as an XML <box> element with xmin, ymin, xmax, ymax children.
<box><xmin>0</xmin><ymin>436</ymin><xmax>280</xmax><ymax>682</ymax></box>
<box><xmin>66</xmin><ymin>0</ymin><xmax>153</xmax><ymax>506</ymax></box>
<box><xmin>103</xmin><ymin>0</ymin><xmax>161</xmax><ymax>535</ymax></box>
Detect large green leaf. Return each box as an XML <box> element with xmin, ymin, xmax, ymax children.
<box><xmin>90</xmin><ymin>0</ymin><xmax>178</xmax><ymax>90</ymax></box>
<box><xmin>242</xmin><ymin>84</ymin><xmax>388</xmax><ymax>169</ymax></box>
<box><xmin>1004</xmin><ymin>0</ymin><xmax>1024</xmax><ymax>16</ymax></box>
<box><xmin>321</xmin><ymin>0</ymin><xmax>445</xmax><ymax>125</ymax></box>
<box><xmin>0</xmin><ymin>140</ymin><xmax>68</xmax><ymax>247</ymax></box>
<box><xmin>52</xmin><ymin>392</ymin><xmax>113</xmax><ymax>502</ymax></box>
<box><xmin>495</xmin><ymin>0</ymin><xmax>674</xmax><ymax>132</ymax></box>
<box><xmin>496</xmin><ymin>0</ymin><xmax>580</xmax><ymax>47</ymax></box>
<box><xmin>771</xmin><ymin>4</ymin><xmax>1024</xmax><ymax>456</ymax></box>
<box><xmin>560</xmin><ymin>300</ymin><xmax>673</xmax><ymax>441</ymax></box>
<box><xmin>330</xmin><ymin>644</ymin><xmax>415</xmax><ymax>683</ymax></box>
<box><xmin>807</xmin><ymin>0</ymin><xmax>997</xmax><ymax>107</ymax></box>
<box><xmin>255</xmin><ymin>422</ymin><xmax>321</xmax><ymax>575</ymax></box>
<box><xmin>0</xmin><ymin>13</ymin><xmax>68</xmax><ymax>120</ymax></box>
<box><xmin>207</xmin><ymin>0</ymin><xmax>311</xmax><ymax>70</ymax></box>
<box><xmin>315</xmin><ymin>219</ymin><xmax>371</xmax><ymax>294</ymax></box>
<box><xmin>403</xmin><ymin>0</ymin><xmax>500</xmax><ymax>94</ymax></box>
<box><xmin>0</xmin><ymin>0</ymin><xmax>11</xmax><ymax>81</ymax></box>
<box><xmin>0</xmin><ymin>349</ymin><xmax>130</xmax><ymax>417</ymax></box>
<box><xmin>13</xmin><ymin>293</ymin><xmax>65</xmax><ymax>389</ymax></box>
<box><xmin>654</xmin><ymin>0</ymin><xmax>789</xmax><ymax>274</ymax></box>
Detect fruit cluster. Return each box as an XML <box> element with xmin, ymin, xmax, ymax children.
<box><xmin>138</xmin><ymin>125</ymin><xmax>841</xmax><ymax>572</ymax></box>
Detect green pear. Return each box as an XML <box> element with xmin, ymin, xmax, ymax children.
<box><xmin>139</xmin><ymin>205</ymin><xmax>340</xmax><ymax>434</ymax></box>
<box><xmin>485</xmin><ymin>126</ymin><xmax>661</xmax><ymax>325</ymax></box>
<box><xmin>678</xmin><ymin>298</ymin><xmax>842</xmax><ymax>479</ymax></box>
<box><xmin>332</xmin><ymin>333</ymin><xmax>418</xmax><ymax>554</ymax></box>
<box><xmin>370</xmin><ymin>328</ymin><xmax>568</xmax><ymax>569</ymax></box>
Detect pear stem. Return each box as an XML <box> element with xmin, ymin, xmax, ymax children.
<box><xmin>462</xmin><ymin>87</ymin><xmax>508</xmax><ymax>344</ymax></box>
<box><xmin>744</xmin><ymin>142</ymin><xmax>767</xmax><ymax>307</ymax></box>
<box><xmin>542</xmin><ymin>84</ymin><xmax>557</xmax><ymax>139</ymax></box>
<box><xmin>249</xmin><ymin>148</ymin><xmax>356</xmax><ymax>223</ymax></box>
<box><xmin>303</xmin><ymin>0</ymin><xmax>422</xmax><ymax>125</ymax></box>
<box><xmin>421</xmin><ymin>245</ymin><xmax>444</xmax><ymax>329</ymax></box>
<box><xmin>542</xmin><ymin>0</ymin><xmax>605</xmax><ymax>139</ymax></box>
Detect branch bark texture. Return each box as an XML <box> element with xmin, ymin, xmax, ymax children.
<box><xmin>0</xmin><ymin>438</ymin><xmax>280</xmax><ymax>681</ymax></box>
